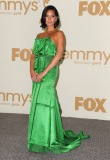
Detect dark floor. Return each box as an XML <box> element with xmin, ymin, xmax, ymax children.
<box><xmin>0</xmin><ymin>113</ymin><xmax>110</xmax><ymax>160</ymax></box>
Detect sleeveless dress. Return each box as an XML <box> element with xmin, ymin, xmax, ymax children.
<box><xmin>28</xmin><ymin>36</ymin><xmax>90</xmax><ymax>154</ymax></box>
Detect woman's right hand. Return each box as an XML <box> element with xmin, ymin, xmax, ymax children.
<box><xmin>30</xmin><ymin>70</ymin><xmax>38</xmax><ymax>82</ymax></box>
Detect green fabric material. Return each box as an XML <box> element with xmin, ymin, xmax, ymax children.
<box><xmin>28</xmin><ymin>37</ymin><xmax>90</xmax><ymax>154</ymax></box>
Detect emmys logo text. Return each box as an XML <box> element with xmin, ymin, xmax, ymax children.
<box><xmin>0</xmin><ymin>0</ymin><xmax>38</xmax><ymax>15</ymax></box>
<box><xmin>75</xmin><ymin>97</ymin><xmax>106</xmax><ymax>112</ymax></box>
<box><xmin>0</xmin><ymin>92</ymin><xmax>31</xmax><ymax>106</ymax></box>
<box><xmin>64</xmin><ymin>50</ymin><xmax>110</xmax><ymax>65</ymax></box>
<box><xmin>79</xmin><ymin>1</ymin><xmax>110</xmax><ymax>16</ymax></box>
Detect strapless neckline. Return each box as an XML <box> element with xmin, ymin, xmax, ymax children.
<box><xmin>36</xmin><ymin>36</ymin><xmax>49</xmax><ymax>39</ymax></box>
<box><xmin>36</xmin><ymin>36</ymin><xmax>57</xmax><ymax>48</ymax></box>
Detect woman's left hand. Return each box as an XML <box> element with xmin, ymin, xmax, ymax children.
<box><xmin>35</xmin><ymin>71</ymin><xmax>47</xmax><ymax>82</ymax></box>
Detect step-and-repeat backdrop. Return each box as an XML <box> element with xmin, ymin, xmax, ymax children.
<box><xmin>0</xmin><ymin>0</ymin><xmax>110</xmax><ymax>120</ymax></box>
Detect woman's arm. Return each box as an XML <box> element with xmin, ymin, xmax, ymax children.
<box><xmin>36</xmin><ymin>31</ymin><xmax>65</xmax><ymax>82</ymax></box>
<box><xmin>30</xmin><ymin>54</ymin><xmax>38</xmax><ymax>81</ymax></box>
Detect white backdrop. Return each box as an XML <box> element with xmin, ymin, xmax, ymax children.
<box><xmin>0</xmin><ymin>0</ymin><xmax>110</xmax><ymax>120</ymax></box>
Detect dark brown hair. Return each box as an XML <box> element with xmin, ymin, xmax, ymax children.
<box><xmin>40</xmin><ymin>5</ymin><xmax>60</xmax><ymax>28</ymax></box>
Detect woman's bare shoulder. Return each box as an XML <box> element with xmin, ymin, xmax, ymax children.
<box><xmin>36</xmin><ymin>32</ymin><xmax>43</xmax><ymax>38</ymax></box>
<box><xmin>56</xmin><ymin>30</ymin><xmax>65</xmax><ymax>39</ymax></box>
<box><xmin>56</xmin><ymin>30</ymin><xmax>64</xmax><ymax>34</ymax></box>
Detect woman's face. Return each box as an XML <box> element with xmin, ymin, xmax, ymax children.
<box><xmin>45</xmin><ymin>10</ymin><xmax>57</xmax><ymax>27</ymax></box>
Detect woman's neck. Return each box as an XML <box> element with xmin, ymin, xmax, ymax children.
<box><xmin>46</xmin><ymin>27</ymin><xmax>56</xmax><ymax>33</ymax></box>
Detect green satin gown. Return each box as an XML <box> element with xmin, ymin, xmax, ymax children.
<box><xmin>28</xmin><ymin>36</ymin><xmax>90</xmax><ymax>154</ymax></box>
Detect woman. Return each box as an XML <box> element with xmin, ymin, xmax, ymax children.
<box><xmin>28</xmin><ymin>5</ymin><xmax>89</xmax><ymax>154</ymax></box>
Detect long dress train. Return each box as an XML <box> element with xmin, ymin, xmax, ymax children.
<box><xmin>28</xmin><ymin>36</ymin><xmax>90</xmax><ymax>154</ymax></box>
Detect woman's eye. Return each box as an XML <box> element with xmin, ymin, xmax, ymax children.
<box><xmin>46</xmin><ymin>15</ymin><xmax>55</xmax><ymax>17</ymax></box>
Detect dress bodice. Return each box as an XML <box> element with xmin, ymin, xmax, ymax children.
<box><xmin>32</xmin><ymin>37</ymin><xmax>57</xmax><ymax>73</ymax></box>
<box><xmin>32</xmin><ymin>37</ymin><xmax>57</xmax><ymax>56</ymax></box>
